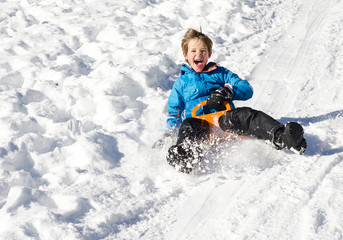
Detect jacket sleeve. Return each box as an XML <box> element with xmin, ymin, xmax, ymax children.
<box><xmin>166</xmin><ymin>81</ymin><xmax>185</xmax><ymax>133</ymax></box>
<box><xmin>224</xmin><ymin>70</ymin><xmax>253</xmax><ymax>101</ymax></box>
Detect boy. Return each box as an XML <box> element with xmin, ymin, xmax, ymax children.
<box><xmin>163</xmin><ymin>28</ymin><xmax>306</xmax><ymax>173</ymax></box>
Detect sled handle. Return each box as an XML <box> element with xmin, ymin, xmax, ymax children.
<box><xmin>191</xmin><ymin>100</ymin><xmax>232</xmax><ymax>127</ymax></box>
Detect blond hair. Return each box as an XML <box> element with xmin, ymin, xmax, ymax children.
<box><xmin>181</xmin><ymin>28</ymin><xmax>213</xmax><ymax>54</ymax></box>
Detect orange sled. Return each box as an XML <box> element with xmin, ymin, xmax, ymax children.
<box><xmin>191</xmin><ymin>100</ymin><xmax>240</xmax><ymax>143</ymax></box>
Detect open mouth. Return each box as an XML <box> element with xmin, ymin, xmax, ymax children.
<box><xmin>194</xmin><ymin>60</ymin><xmax>203</xmax><ymax>66</ymax></box>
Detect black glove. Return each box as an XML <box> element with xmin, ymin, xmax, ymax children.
<box><xmin>206</xmin><ymin>87</ymin><xmax>233</xmax><ymax>110</ymax></box>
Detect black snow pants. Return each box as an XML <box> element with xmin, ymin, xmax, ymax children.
<box><xmin>176</xmin><ymin>107</ymin><xmax>283</xmax><ymax>145</ymax></box>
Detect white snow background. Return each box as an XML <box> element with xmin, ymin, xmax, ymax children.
<box><xmin>1</xmin><ymin>0</ymin><xmax>343</xmax><ymax>239</ymax></box>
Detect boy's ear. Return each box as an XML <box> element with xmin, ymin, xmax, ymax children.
<box><xmin>183</xmin><ymin>52</ymin><xmax>187</xmax><ymax>60</ymax></box>
<box><xmin>209</xmin><ymin>51</ymin><xmax>212</xmax><ymax>58</ymax></box>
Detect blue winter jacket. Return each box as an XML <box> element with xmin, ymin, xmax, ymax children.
<box><xmin>166</xmin><ymin>62</ymin><xmax>253</xmax><ymax>133</ymax></box>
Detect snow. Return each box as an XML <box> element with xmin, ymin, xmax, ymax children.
<box><xmin>0</xmin><ymin>0</ymin><xmax>343</xmax><ymax>239</ymax></box>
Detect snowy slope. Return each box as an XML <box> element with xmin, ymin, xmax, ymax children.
<box><xmin>0</xmin><ymin>0</ymin><xmax>343</xmax><ymax>239</ymax></box>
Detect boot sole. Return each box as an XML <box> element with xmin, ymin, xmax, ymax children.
<box><xmin>284</xmin><ymin>122</ymin><xmax>306</xmax><ymax>153</ymax></box>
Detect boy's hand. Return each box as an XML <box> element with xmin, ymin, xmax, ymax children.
<box><xmin>206</xmin><ymin>87</ymin><xmax>233</xmax><ymax>110</ymax></box>
<box><xmin>152</xmin><ymin>133</ymin><xmax>174</xmax><ymax>149</ymax></box>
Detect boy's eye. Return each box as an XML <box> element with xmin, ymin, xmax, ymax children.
<box><xmin>189</xmin><ymin>49</ymin><xmax>208</xmax><ymax>54</ymax></box>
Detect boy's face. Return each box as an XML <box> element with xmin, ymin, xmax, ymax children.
<box><xmin>183</xmin><ymin>38</ymin><xmax>212</xmax><ymax>72</ymax></box>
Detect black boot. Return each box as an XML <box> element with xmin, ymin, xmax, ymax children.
<box><xmin>273</xmin><ymin>122</ymin><xmax>307</xmax><ymax>154</ymax></box>
<box><xmin>166</xmin><ymin>144</ymin><xmax>202</xmax><ymax>173</ymax></box>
